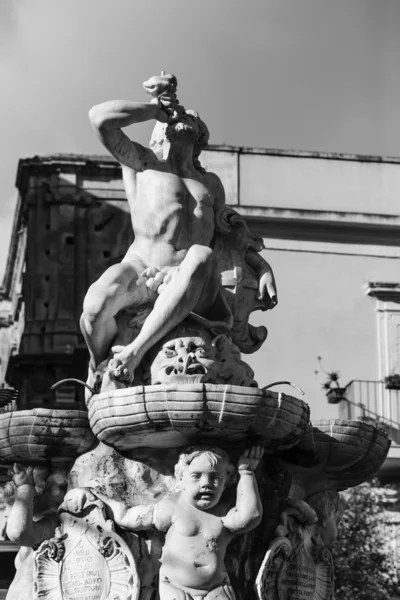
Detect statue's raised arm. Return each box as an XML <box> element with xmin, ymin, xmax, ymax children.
<box><xmin>88</xmin><ymin>73</ymin><xmax>178</xmax><ymax>171</ymax></box>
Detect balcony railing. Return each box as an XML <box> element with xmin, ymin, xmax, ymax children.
<box><xmin>339</xmin><ymin>380</ymin><xmax>400</xmax><ymax>445</ymax></box>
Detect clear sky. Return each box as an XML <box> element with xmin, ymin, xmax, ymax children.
<box><xmin>0</xmin><ymin>1</ymin><xmax>399</xmax><ymax>419</ymax></box>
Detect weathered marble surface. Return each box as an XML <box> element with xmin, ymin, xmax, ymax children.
<box><xmin>1</xmin><ymin>412</ymin><xmax>391</xmax><ymax>600</ymax></box>
<box><xmin>253</xmin><ymin>418</ymin><xmax>391</xmax><ymax>600</ymax></box>
<box><xmin>87</xmin><ymin>384</ymin><xmax>310</xmax><ymax>450</ymax></box>
<box><xmin>255</xmin><ymin>491</ymin><xmax>346</xmax><ymax>600</ymax></box>
<box><xmin>0</xmin><ymin>409</ymin><xmax>95</xmax><ymax>464</ymax></box>
<box><xmin>35</xmin><ymin>498</ymin><xmax>139</xmax><ymax>600</ymax></box>
<box><xmin>67</xmin><ymin>442</ymin><xmax>290</xmax><ymax>600</ymax></box>
<box><xmin>280</xmin><ymin>419</ymin><xmax>391</xmax><ymax>496</ymax></box>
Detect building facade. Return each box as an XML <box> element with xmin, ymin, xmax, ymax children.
<box><xmin>0</xmin><ymin>147</ymin><xmax>399</xmax><ymax>591</ymax></box>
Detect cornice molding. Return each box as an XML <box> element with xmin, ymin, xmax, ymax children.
<box><xmin>365</xmin><ymin>282</ymin><xmax>400</xmax><ymax>301</ymax></box>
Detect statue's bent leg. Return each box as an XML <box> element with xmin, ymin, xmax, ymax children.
<box><xmin>113</xmin><ymin>245</ymin><xmax>218</xmax><ymax>381</ymax></box>
<box><xmin>81</xmin><ymin>261</ymin><xmax>153</xmax><ymax>369</ymax></box>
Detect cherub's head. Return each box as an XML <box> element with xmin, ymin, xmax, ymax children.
<box><xmin>307</xmin><ymin>490</ymin><xmax>346</xmax><ymax>547</ymax></box>
<box><xmin>150</xmin><ymin>109</ymin><xmax>209</xmax><ymax>168</ymax></box>
<box><xmin>175</xmin><ymin>446</ymin><xmax>235</xmax><ymax>511</ymax></box>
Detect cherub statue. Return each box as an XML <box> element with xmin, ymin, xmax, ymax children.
<box><xmin>64</xmin><ymin>445</ymin><xmax>264</xmax><ymax>600</ymax></box>
<box><xmin>6</xmin><ymin>463</ymin><xmax>67</xmax><ymax>548</ymax></box>
<box><xmin>81</xmin><ymin>72</ymin><xmax>277</xmax><ymax>389</ymax></box>
<box><xmin>4</xmin><ymin>463</ymin><xmax>68</xmax><ymax>600</ymax></box>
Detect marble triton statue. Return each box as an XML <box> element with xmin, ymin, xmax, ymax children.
<box><xmin>80</xmin><ymin>73</ymin><xmax>277</xmax><ymax>389</ymax></box>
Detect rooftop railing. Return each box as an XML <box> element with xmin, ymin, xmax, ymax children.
<box><xmin>339</xmin><ymin>380</ymin><xmax>400</xmax><ymax>445</ymax></box>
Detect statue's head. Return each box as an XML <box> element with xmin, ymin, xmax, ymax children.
<box><xmin>175</xmin><ymin>445</ymin><xmax>235</xmax><ymax>510</ymax></box>
<box><xmin>307</xmin><ymin>490</ymin><xmax>346</xmax><ymax>547</ymax></box>
<box><xmin>150</xmin><ymin>109</ymin><xmax>209</xmax><ymax>168</ymax></box>
<box><xmin>144</xmin><ymin>322</ymin><xmax>256</xmax><ymax>387</ymax></box>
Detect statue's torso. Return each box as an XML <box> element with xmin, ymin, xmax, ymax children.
<box><xmin>123</xmin><ymin>166</ymin><xmax>218</xmax><ymax>267</ymax></box>
<box><xmin>160</xmin><ymin>498</ymin><xmax>232</xmax><ymax>590</ymax></box>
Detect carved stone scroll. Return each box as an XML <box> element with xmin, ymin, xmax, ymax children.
<box><xmin>34</xmin><ymin>502</ymin><xmax>139</xmax><ymax>600</ymax></box>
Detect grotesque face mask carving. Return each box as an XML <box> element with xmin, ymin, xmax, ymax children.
<box><xmin>144</xmin><ymin>323</ymin><xmax>257</xmax><ymax>387</ymax></box>
<box><xmin>150</xmin><ymin>333</ymin><xmax>219</xmax><ymax>385</ymax></box>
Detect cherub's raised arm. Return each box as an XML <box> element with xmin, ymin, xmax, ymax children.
<box><xmin>222</xmin><ymin>446</ymin><xmax>264</xmax><ymax>534</ymax></box>
<box><xmin>89</xmin><ymin>100</ymin><xmax>163</xmax><ymax>171</ymax></box>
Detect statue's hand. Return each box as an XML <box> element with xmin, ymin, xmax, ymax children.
<box><xmin>258</xmin><ymin>265</ymin><xmax>278</xmax><ymax>309</ymax></box>
<box><xmin>61</xmin><ymin>488</ymin><xmax>96</xmax><ymax>515</ymax></box>
<box><xmin>9</xmin><ymin>463</ymin><xmax>34</xmax><ymax>488</ymax></box>
<box><xmin>237</xmin><ymin>446</ymin><xmax>264</xmax><ymax>471</ymax></box>
<box><xmin>144</xmin><ymin>73</ymin><xmax>182</xmax><ymax>122</ymax></box>
<box><xmin>110</xmin><ymin>346</ymin><xmax>139</xmax><ymax>383</ymax></box>
<box><xmin>143</xmin><ymin>73</ymin><xmax>177</xmax><ymax>98</ymax></box>
<box><xmin>151</xmin><ymin>95</ymin><xmax>181</xmax><ymax>123</ymax></box>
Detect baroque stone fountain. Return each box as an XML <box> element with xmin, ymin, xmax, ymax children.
<box><xmin>0</xmin><ymin>73</ymin><xmax>390</xmax><ymax>600</ymax></box>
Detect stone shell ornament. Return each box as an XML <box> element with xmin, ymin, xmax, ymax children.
<box><xmin>87</xmin><ymin>383</ymin><xmax>310</xmax><ymax>450</ymax></box>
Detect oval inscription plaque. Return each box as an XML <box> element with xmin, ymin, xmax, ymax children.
<box><xmin>278</xmin><ymin>553</ymin><xmax>316</xmax><ymax>600</ymax></box>
<box><xmin>61</xmin><ymin>537</ymin><xmax>110</xmax><ymax>600</ymax></box>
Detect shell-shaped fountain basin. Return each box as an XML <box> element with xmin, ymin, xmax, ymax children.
<box><xmin>280</xmin><ymin>419</ymin><xmax>391</xmax><ymax>493</ymax></box>
<box><xmin>88</xmin><ymin>383</ymin><xmax>310</xmax><ymax>451</ymax></box>
<box><xmin>0</xmin><ymin>409</ymin><xmax>96</xmax><ymax>465</ymax></box>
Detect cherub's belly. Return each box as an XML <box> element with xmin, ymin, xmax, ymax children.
<box><xmin>160</xmin><ymin>535</ymin><xmax>225</xmax><ymax>589</ymax></box>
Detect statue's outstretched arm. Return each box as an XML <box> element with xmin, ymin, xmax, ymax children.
<box><xmin>90</xmin><ymin>491</ymin><xmax>174</xmax><ymax>533</ymax></box>
<box><xmin>89</xmin><ymin>100</ymin><xmax>165</xmax><ymax>171</ymax></box>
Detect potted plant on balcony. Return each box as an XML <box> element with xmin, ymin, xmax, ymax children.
<box><xmin>322</xmin><ymin>370</ymin><xmax>347</xmax><ymax>404</ymax></box>
<box><xmin>316</xmin><ymin>357</ymin><xmax>347</xmax><ymax>404</ymax></box>
<box><xmin>384</xmin><ymin>373</ymin><xmax>400</xmax><ymax>390</ymax></box>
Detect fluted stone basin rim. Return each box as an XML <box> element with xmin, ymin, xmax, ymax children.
<box><xmin>88</xmin><ymin>383</ymin><xmax>310</xmax><ymax>450</ymax></box>
<box><xmin>0</xmin><ymin>408</ymin><xmax>96</xmax><ymax>465</ymax></box>
<box><xmin>281</xmin><ymin>418</ymin><xmax>391</xmax><ymax>492</ymax></box>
